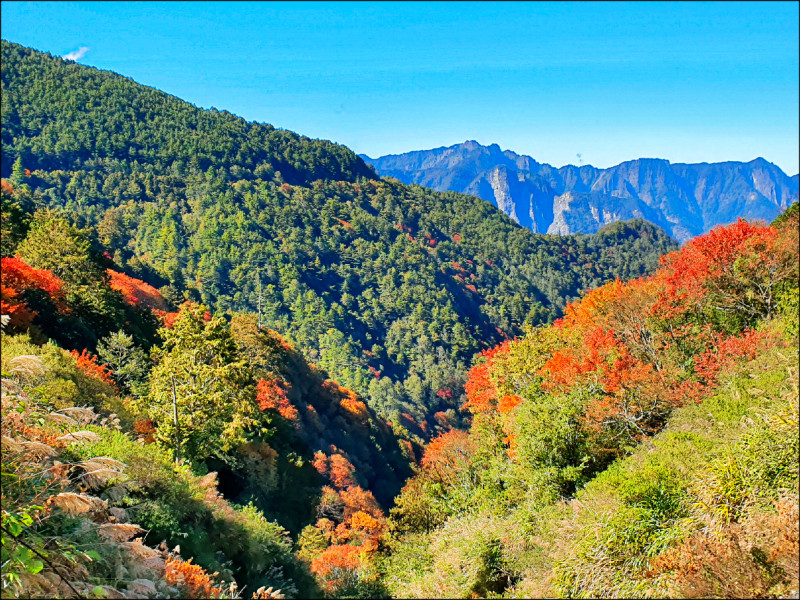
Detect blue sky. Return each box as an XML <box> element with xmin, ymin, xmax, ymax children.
<box><xmin>2</xmin><ymin>1</ymin><xmax>798</xmax><ymax>174</ymax></box>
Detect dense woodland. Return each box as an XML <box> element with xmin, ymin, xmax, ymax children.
<box><xmin>1</xmin><ymin>39</ymin><xmax>798</xmax><ymax>600</ymax></box>
<box><xmin>381</xmin><ymin>207</ymin><xmax>799</xmax><ymax>598</ymax></box>
<box><xmin>1</xmin><ymin>41</ymin><xmax>678</xmax><ymax>431</ymax></box>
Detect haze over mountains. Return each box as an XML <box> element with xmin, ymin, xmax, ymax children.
<box><xmin>363</xmin><ymin>141</ymin><xmax>799</xmax><ymax>242</ymax></box>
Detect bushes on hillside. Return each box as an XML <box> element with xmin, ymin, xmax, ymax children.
<box><xmin>383</xmin><ymin>216</ymin><xmax>799</xmax><ymax>599</ymax></box>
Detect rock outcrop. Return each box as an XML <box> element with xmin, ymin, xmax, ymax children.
<box><xmin>363</xmin><ymin>142</ymin><xmax>798</xmax><ymax>241</ymax></box>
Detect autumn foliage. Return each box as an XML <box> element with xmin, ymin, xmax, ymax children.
<box><xmin>70</xmin><ymin>348</ymin><xmax>115</xmax><ymax>387</ymax></box>
<box><xmin>1</xmin><ymin>256</ymin><xmax>67</xmax><ymax>328</ymax></box>
<box><xmin>462</xmin><ymin>342</ymin><xmax>511</xmax><ymax>414</ymax></box>
<box><xmin>323</xmin><ymin>380</ymin><xmax>369</xmax><ymax>421</ymax></box>
<box><xmin>256</xmin><ymin>377</ymin><xmax>299</xmax><ymax>422</ymax></box>
<box><xmin>310</xmin><ymin>544</ymin><xmax>363</xmax><ymax>590</ymax></box>
<box><xmin>462</xmin><ymin>218</ymin><xmax>798</xmax><ymax>452</ymax></box>
<box><xmin>164</xmin><ymin>555</ymin><xmax>224</xmax><ymax>599</ymax></box>
<box><xmin>0</xmin><ymin>284</ymin><xmax>36</xmax><ymax>329</ymax></box>
<box><xmin>419</xmin><ymin>430</ymin><xmax>477</xmax><ymax>482</ymax></box>
<box><xmin>302</xmin><ymin>441</ymin><xmax>388</xmax><ymax>592</ymax></box>
<box><xmin>106</xmin><ymin>268</ymin><xmax>168</xmax><ymax>311</ymax></box>
<box><xmin>656</xmin><ymin>218</ymin><xmax>798</xmax><ymax>321</ymax></box>
<box><xmin>1</xmin><ymin>257</ymin><xmax>66</xmax><ymax>303</ymax></box>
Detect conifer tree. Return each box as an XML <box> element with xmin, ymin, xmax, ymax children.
<box><xmin>141</xmin><ymin>303</ymin><xmax>258</xmax><ymax>462</ymax></box>
<box><xmin>96</xmin><ymin>330</ymin><xmax>150</xmax><ymax>396</ymax></box>
<box><xmin>10</xmin><ymin>156</ymin><xmax>25</xmax><ymax>186</ymax></box>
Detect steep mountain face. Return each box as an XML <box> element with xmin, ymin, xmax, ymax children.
<box><xmin>364</xmin><ymin>142</ymin><xmax>799</xmax><ymax>241</ymax></box>
<box><xmin>1</xmin><ymin>41</ymin><xmax>678</xmax><ymax>428</ymax></box>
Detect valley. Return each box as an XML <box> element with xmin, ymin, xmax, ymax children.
<box><xmin>1</xmin><ymin>39</ymin><xmax>798</xmax><ymax>600</ymax></box>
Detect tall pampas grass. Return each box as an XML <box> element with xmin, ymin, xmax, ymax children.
<box><xmin>57</xmin><ymin>430</ymin><xmax>102</xmax><ymax>444</ymax></box>
<box><xmin>8</xmin><ymin>355</ymin><xmax>47</xmax><ymax>379</ymax></box>
<box><xmin>47</xmin><ymin>492</ymin><xmax>108</xmax><ymax>515</ymax></box>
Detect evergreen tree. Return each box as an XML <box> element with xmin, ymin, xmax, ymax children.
<box><xmin>0</xmin><ymin>180</ymin><xmax>30</xmax><ymax>257</ymax></box>
<box><xmin>141</xmin><ymin>303</ymin><xmax>259</xmax><ymax>462</ymax></box>
<box><xmin>96</xmin><ymin>330</ymin><xmax>150</xmax><ymax>396</ymax></box>
<box><xmin>9</xmin><ymin>156</ymin><xmax>25</xmax><ymax>186</ymax></box>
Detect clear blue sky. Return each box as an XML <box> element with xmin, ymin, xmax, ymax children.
<box><xmin>2</xmin><ymin>1</ymin><xmax>798</xmax><ymax>174</ymax></box>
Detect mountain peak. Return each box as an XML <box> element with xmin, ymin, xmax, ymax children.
<box><xmin>366</xmin><ymin>144</ymin><xmax>799</xmax><ymax>242</ymax></box>
<box><xmin>632</xmin><ymin>157</ymin><xmax>671</xmax><ymax>165</ymax></box>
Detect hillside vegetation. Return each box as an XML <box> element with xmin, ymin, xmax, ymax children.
<box><xmin>3</xmin><ymin>39</ymin><xmax>797</xmax><ymax>600</ymax></box>
<box><xmin>379</xmin><ymin>209</ymin><xmax>799</xmax><ymax>599</ymax></box>
<box><xmin>1</xmin><ymin>40</ymin><xmax>677</xmax><ymax>429</ymax></box>
<box><xmin>3</xmin><ymin>200</ymin><xmax>796</xmax><ymax>599</ymax></box>
<box><xmin>1</xmin><ymin>203</ymin><xmax>411</xmax><ymax>598</ymax></box>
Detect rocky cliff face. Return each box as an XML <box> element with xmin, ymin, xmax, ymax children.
<box><xmin>363</xmin><ymin>142</ymin><xmax>799</xmax><ymax>242</ymax></box>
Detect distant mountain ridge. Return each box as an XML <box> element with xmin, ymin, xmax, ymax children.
<box><xmin>362</xmin><ymin>142</ymin><xmax>799</xmax><ymax>241</ymax></box>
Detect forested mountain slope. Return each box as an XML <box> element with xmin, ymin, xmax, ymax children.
<box><xmin>378</xmin><ymin>208</ymin><xmax>799</xmax><ymax>599</ymax></box>
<box><xmin>1</xmin><ymin>40</ymin><xmax>677</xmax><ymax>426</ymax></box>
<box><xmin>3</xmin><ymin>37</ymin><xmax>798</xmax><ymax>600</ymax></box>
<box><xmin>364</xmin><ymin>141</ymin><xmax>799</xmax><ymax>241</ymax></box>
<box><xmin>3</xmin><ymin>189</ymin><xmax>797</xmax><ymax>599</ymax></box>
<box><xmin>1</xmin><ymin>200</ymin><xmax>414</xmax><ymax>598</ymax></box>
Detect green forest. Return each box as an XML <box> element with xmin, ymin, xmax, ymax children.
<box><xmin>1</xmin><ymin>40</ymin><xmax>798</xmax><ymax>600</ymax></box>
<box><xmin>1</xmin><ymin>41</ymin><xmax>678</xmax><ymax>430</ymax></box>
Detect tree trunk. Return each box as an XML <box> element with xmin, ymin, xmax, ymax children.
<box><xmin>171</xmin><ymin>375</ymin><xmax>181</xmax><ymax>462</ymax></box>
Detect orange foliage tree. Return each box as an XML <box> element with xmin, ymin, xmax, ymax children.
<box><xmin>323</xmin><ymin>380</ymin><xmax>369</xmax><ymax>421</ymax></box>
<box><xmin>1</xmin><ymin>257</ymin><xmax>66</xmax><ymax>303</ymax></box>
<box><xmin>310</xmin><ymin>544</ymin><xmax>363</xmax><ymax>593</ymax></box>
<box><xmin>106</xmin><ymin>268</ymin><xmax>168</xmax><ymax>311</ymax></box>
<box><xmin>463</xmin><ymin>218</ymin><xmax>797</xmax><ymax>456</ymax></box>
<box><xmin>1</xmin><ymin>284</ymin><xmax>36</xmax><ymax>329</ymax></box>
<box><xmin>164</xmin><ymin>555</ymin><xmax>224</xmax><ymax>599</ymax></box>
<box><xmin>419</xmin><ymin>430</ymin><xmax>477</xmax><ymax>485</ymax></box>
<box><xmin>71</xmin><ymin>348</ymin><xmax>116</xmax><ymax>387</ymax></box>
<box><xmin>657</xmin><ymin>218</ymin><xmax>798</xmax><ymax>323</ymax></box>
<box><xmin>462</xmin><ymin>341</ymin><xmax>512</xmax><ymax>414</ymax></box>
<box><xmin>328</xmin><ymin>453</ymin><xmax>357</xmax><ymax>489</ymax></box>
<box><xmin>312</xmin><ymin>450</ymin><xmax>329</xmax><ymax>478</ymax></box>
<box><xmin>256</xmin><ymin>377</ymin><xmax>299</xmax><ymax>422</ymax></box>
<box><xmin>339</xmin><ymin>485</ymin><xmax>383</xmax><ymax>520</ymax></box>
<box><xmin>1</xmin><ymin>256</ymin><xmax>68</xmax><ymax>329</ymax></box>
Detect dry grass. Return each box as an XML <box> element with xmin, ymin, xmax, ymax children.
<box><xmin>97</xmin><ymin>523</ymin><xmax>145</xmax><ymax>542</ymax></box>
<box><xmin>45</xmin><ymin>412</ymin><xmax>78</xmax><ymax>426</ymax></box>
<box><xmin>54</xmin><ymin>406</ymin><xmax>98</xmax><ymax>425</ymax></box>
<box><xmin>46</xmin><ymin>492</ymin><xmax>108</xmax><ymax>516</ymax></box>
<box><xmin>2</xmin><ymin>433</ymin><xmax>24</xmax><ymax>453</ymax></box>
<box><xmin>57</xmin><ymin>430</ymin><xmax>102</xmax><ymax>444</ymax></box>
<box><xmin>21</xmin><ymin>440</ymin><xmax>59</xmax><ymax>458</ymax></box>
<box><xmin>8</xmin><ymin>354</ymin><xmax>47</xmax><ymax>379</ymax></box>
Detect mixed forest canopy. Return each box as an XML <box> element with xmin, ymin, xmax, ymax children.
<box><xmin>381</xmin><ymin>208</ymin><xmax>799</xmax><ymax>599</ymax></box>
<box><xmin>1</xmin><ymin>207</ymin><xmax>412</xmax><ymax>598</ymax></box>
<box><xmin>3</xmin><ymin>191</ymin><xmax>797</xmax><ymax>599</ymax></box>
<box><xmin>2</xmin><ymin>38</ymin><xmax>797</xmax><ymax>600</ymax></box>
<box><xmin>1</xmin><ymin>40</ymin><xmax>678</xmax><ymax>430</ymax></box>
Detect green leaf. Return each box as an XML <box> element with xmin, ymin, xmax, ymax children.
<box><xmin>6</xmin><ymin>520</ymin><xmax>23</xmax><ymax>537</ymax></box>
<box><xmin>12</xmin><ymin>546</ymin><xmax>33</xmax><ymax>562</ymax></box>
<box><xmin>26</xmin><ymin>559</ymin><xmax>44</xmax><ymax>574</ymax></box>
<box><xmin>85</xmin><ymin>550</ymin><xmax>102</xmax><ymax>562</ymax></box>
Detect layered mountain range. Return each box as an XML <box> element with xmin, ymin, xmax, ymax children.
<box><xmin>363</xmin><ymin>141</ymin><xmax>799</xmax><ymax>241</ymax></box>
